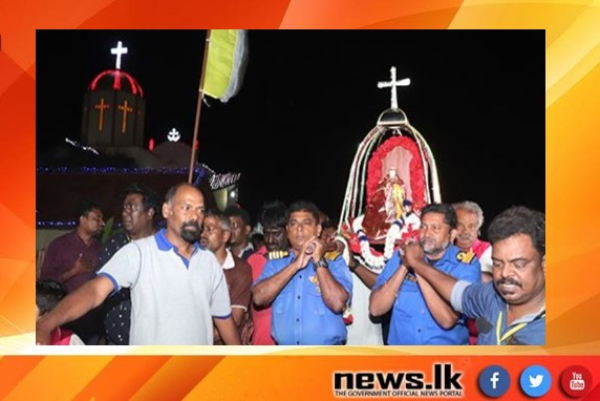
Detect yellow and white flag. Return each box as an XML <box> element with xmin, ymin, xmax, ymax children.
<box><xmin>202</xmin><ymin>30</ymin><xmax>248</xmax><ymax>103</ymax></box>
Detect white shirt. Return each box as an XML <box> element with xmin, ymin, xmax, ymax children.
<box><xmin>99</xmin><ymin>231</ymin><xmax>231</xmax><ymax>345</ymax></box>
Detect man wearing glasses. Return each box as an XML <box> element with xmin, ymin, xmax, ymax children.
<box><xmin>40</xmin><ymin>199</ymin><xmax>105</xmax><ymax>293</ymax></box>
<box><xmin>39</xmin><ymin>198</ymin><xmax>106</xmax><ymax>344</ymax></box>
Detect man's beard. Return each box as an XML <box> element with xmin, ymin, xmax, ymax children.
<box><xmin>181</xmin><ymin>221</ymin><xmax>201</xmax><ymax>243</ymax></box>
<box><xmin>421</xmin><ymin>237</ymin><xmax>450</xmax><ymax>256</ymax></box>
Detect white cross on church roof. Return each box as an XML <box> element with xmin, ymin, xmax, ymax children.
<box><xmin>111</xmin><ymin>41</ymin><xmax>128</xmax><ymax>70</ymax></box>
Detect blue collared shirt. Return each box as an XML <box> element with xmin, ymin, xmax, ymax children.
<box><xmin>255</xmin><ymin>252</ymin><xmax>352</xmax><ymax>345</ymax></box>
<box><xmin>155</xmin><ymin>229</ymin><xmax>201</xmax><ymax>268</ymax></box>
<box><xmin>375</xmin><ymin>245</ymin><xmax>481</xmax><ymax>345</ymax></box>
<box><xmin>451</xmin><ymin>281</ymin><xmax>545</xmax><ymax>345</ymax></box>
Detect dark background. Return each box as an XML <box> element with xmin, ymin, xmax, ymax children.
<box><xmin>36</xmin><ymin>30</ymin><xmax>545</xmax><ymax>236</ymax></box>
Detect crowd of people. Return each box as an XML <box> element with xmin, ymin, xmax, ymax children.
<box><xmin>36</xmin><ymin>182</ymin><xmax>545</xmax><ymax>346</ymax></box>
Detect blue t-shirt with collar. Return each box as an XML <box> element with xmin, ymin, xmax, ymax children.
<box><xmin>255</xmin><ymin>251</ymin><xmax>352</xmax><ymax>345</ymax></box>
<box><xmin>375</xmin><ymin>245</ymin><xmax>481</xmax><ymax>345</ymax></box>
<box><xmin>451</xmin><ymin>281</ymin><xmax>545</xmax><ymax>345</ymax></box>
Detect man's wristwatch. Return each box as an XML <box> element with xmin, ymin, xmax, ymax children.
<box><xmin>315</xmin><ymin>258</ymin><xmax>329</xmax><ymax>270</ymax></box>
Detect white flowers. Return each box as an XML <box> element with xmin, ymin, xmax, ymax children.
<box><xmin>357</xmin><ymin>218</ymin><xmax>403</xmax><ymax>271</ymax></box>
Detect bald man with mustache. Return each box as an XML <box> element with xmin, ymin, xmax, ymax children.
<box><xmin>37</xmin><ymin>183</ymin><xmax>240</xmax><ymax>345</ymax></box>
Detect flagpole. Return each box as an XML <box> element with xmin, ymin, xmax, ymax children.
<box><xmin>188</xmin><ymin>30</ymin><xmax>212</xmax><ymax>184</ymax></box>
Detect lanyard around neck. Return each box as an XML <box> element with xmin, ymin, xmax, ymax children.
<box><xmin>496</xmin><ymin>309</ymin><xmax>545</xmax><ymax>345</ymax></box>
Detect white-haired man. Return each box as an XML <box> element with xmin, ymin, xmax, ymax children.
<box><xmin>453</xmin><ymin>201</ymin><xmax>493</xmax><ymax>282</ymax></box>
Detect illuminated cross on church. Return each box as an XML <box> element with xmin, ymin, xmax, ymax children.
<box><xmin>377</xmin><ymin>66</ymin><xmax>411</xmax><ymax>109</ymax></box>
<box><xmin>94</xmin><ymin>98</ymin><xmax>109</xmax><ymax>131</ymax></box>
<box><xmin>111</xmin><ymin>41</ymin><xmax>128</xmax><ymax>70</ymax></box>
<box><xmin>118</xmin><ymin>100</ymin><xmax>133</xmax><ymax>133</ymax></box>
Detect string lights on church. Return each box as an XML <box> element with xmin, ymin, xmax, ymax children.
<box><xmin>37</xmin><ymin>36</ymin><xmax>242</xmax><ymax>230</ymax></box>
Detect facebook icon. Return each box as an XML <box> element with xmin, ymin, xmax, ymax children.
<box><xmin>491</xmin><ymin>372</ymin><xmax>500</xmax><ymax>389</ymax></box>
<box><xmin>479</xmin><ymin>365</ymin><xmax>511</xmax><ymax>397</ymax></box>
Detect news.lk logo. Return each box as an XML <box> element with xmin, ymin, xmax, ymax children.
<box><xmin>520</xmin><ymin>365</ymin><xmax>551</xmax><ymax>398</ymax></box>
<box><xmin>478</xmin><ymin>365</ymin><xmax>510</xmax><ymax>398</ymax></box>
<box><xmin>333</xmin><ymin>363</ymin><xmax>464</xmax><ymax>398</ymax></box>
<box><xmin>560</xmin><ymin>365</ymin><xmax>592</xmax><ymax>398</ymax></box>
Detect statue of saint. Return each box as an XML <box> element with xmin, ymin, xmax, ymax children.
<box><xmin>362</xmin><ymin>168</ymin><xmax>406</xmax><ymax>239</ymax></box>
<box><xmin>383</xmin><ymin>168</ymin><xmax>405</xmax><ymax>224</ymax></box>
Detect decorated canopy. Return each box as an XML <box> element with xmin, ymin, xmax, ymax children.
<box><xmin>339</xmin><ymin>67</ymin><xmax>442</xmax><ymax>270</ymax></box>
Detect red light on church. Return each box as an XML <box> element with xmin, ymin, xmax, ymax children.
<box><xmin>195</xmin><ymin>140</ymin><xmax>199</xmax><ymax>150</ymax></box>
<box><xmin>149</xmin><ymin>138</ymin><xmax>155</xmax><ymax>151</ymax></box>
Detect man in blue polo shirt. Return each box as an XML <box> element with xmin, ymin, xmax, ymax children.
<box><xmin>370</xmin><ymin>203</ymin><xmax>481</xmax><ymax>345</ymax></box>
<box><xmin>253</xmin><ymin>200</ymin><xmax>352</xmax><ymax>345</ymax></box>
<box><xmin>406</xmin><ymin>206</ymin><xmax>545</xmax><ymax>345</ymax></box>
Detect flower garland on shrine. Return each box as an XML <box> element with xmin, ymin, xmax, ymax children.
<box><xmin>356</xmin><ymin>217</ymin><xmax>405</xmax><ymax>270</ymax></box>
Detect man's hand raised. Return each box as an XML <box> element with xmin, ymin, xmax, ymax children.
<box><xmin>403</xmin><ymin>240</ymin><xmax>424</xmax><ymax>270</ymax></box>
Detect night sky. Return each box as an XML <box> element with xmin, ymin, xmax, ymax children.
<box><xmin>36</xmin><ymin>30</ymin><xmax>545</xmax><ymax>236</ymax></box>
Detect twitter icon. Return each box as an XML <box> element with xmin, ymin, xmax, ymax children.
<box><xmin>520</xmin><ymin>365</ymin><xmax>551</xmax><ymax>397</ymax></box>
<box><xmin>529</xmin><ymin>374</ymin><xmax>544</xmax><ymax>388</ymax></box>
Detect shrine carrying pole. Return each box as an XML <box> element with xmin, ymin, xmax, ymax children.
<box><xmin>188</xmin><ymin>30</ymin><xmax>212</xmax><ymax>184</ymax></box>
